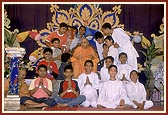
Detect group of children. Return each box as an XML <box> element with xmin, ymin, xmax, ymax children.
<box><xmin>45</xmin><ymin>22</ymin><xmax>86</xmax><ymax>54</ymax></box>
<box><xmin>4</xmin><ymin>22</ymin><xmax>154</xmax><ymax>111</ymax></box>
<box><xmin>19</xmin><ymin>58</ymin><xmax>153</xmax><ymax>110</ymax></box>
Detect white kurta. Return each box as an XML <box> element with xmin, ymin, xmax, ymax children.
<box><xmin>112</xmin><ymin>28</ymin><xmax>139</xmax><ymax>70</ymax></box>
<box><xmin>107</xmin><ymin>45</ymin><xmax>119</xmax><ymax>65</ymax></box>
<box><xmin>100</xmin><ymin>67</ymin><xmax>110</xmax><ymax>82</ymax></box>
<box><xmin>125</xmin><ymin>81</ymin><xmax>153</xmax><ymax>109</ymax></box>
<box><xmin>95</xmin><ymin>40</ymin><xmax>104</xmax><ymax>60</ymax></box>
<box><xmin>67</xmin><ymin>37</ymin><xmax>79</xmax><ymax>50</ymax></box>
<box><xmin>97</xmin><ymin>80</ymin><xmax>126</xmax><ymax>109</ymax></box>
<box><xmin>51</xmin><ymin>47</ymin><xmax>62</xmax><ymax>68</ymax></box>
<box><xmin>78</xmin><ymin>72</ymin><xmax>99</xmax><ymax>108</ymax></box>
<box><xmin>117</xmin><ymin>63</ymin><xmax>133</xmax><ymax>81</ymax></box>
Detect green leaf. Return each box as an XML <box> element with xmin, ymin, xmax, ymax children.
<box><xmin>156</xmin><ymin>51</ymin><xmax>163</xmax><ymax>56</ymax></box>
<box><xmin>4</xmin><ymin>29</ymin><xmax>11</xmax><ymax>39</ymax></box>
<box><xmin>4</xmin><ymin>29</ymin><xmax>11</xmax><ymax>45</ymax></box>
<box><xmin>151</xmin><ymin>48</ymin><xmax>163</xmax><ymax>56</ymax></box>
<box><xmin>147</xmin><ymin>42</ymin><xmax>155</xmax><ymax>55</ymax></box>
<box><xmin>11</xmin><ymin>32</ymin><xmax>18</xmax><ymax>46</ymax></box>
<box><xmin>6</xmin><ymin>36</ymin><xmax>11</xmax><ymax>42</ymax></box>
<box><xmin>138</xmin><ymin>50</ymin><xmax>147</xmax><ymax>57</ymax></box>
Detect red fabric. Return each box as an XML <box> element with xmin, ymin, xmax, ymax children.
<box><xmin>37</xmin><ymin>60</ymin><xmax>58</xmax><ymax>80</ymax></box>
<box><xmin>43</xmin><ymin>105</ymin><xmax>78</xmax><ymax>111</ymax></box>
<box><xmin>29</xmin><ymin>31</ymin><xmax>38</xmax><ymax>39</ymax></box>
<box><xmin>61</xmin><ymin>80</ymin><xmax>77</xmax><ymax>98</ymax></box>
<box><xmin>47</xmin><ymin>31</ymin><xmax>67</xmax><ymax>46</ymax></box>
<box><xmin>37</xmin><ymin>60</ymin><xmax>58</xmax><ymax>74</ymax></box>
<box><xmin>43</xmin><ymin>106</ymin><xmax>163</xmax><ymax>111</ymax></box>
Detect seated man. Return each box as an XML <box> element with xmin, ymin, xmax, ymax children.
<box><xmin>20</xmin><ymin>64</ymin><xmax>55</xmax><ymax>110</ymax></box>
<box><xmin>71</xmin><ymin>38</ymin><xmax>99</xmax><ymax>79</ymax></box>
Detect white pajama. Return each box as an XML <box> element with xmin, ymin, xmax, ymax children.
<box><xmin>78</xmin><ymin>72</ymin><xmax>99</xmax><ymax>108</ymax></box>
<box><xmin>125</xmin><ymin>81</ymin><xmax>153</xmax><ymax>109</ymax></box>
<box><xmin>97</xmin><ymin>80</ymin><xmax>127</xmax><ymax>109</ymax></box>
<box><xmin>81</xmin><ymin>85</ymin><xmax>98</xmax><ymax>108</ymax></box>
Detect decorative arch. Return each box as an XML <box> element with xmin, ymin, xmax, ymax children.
<box><xmin>47</xmin><ymin>4</ymin><xmax>124</xmax><ymax>31</ymax></box>
<box><xmin>12</xmin><ymin>4</ymin><xmax>152</xmax><ymax>72</ymax></box>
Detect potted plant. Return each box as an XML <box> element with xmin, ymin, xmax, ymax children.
<box><xmin>139</xmin><ymin>41</ymin><xmax>163</xmax><ymax>99</ymax></box>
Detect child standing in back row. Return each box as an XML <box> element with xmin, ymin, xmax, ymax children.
<box><xmin>46</xmin><ymin>22</ymin><xmax>68</xmax><ymax>50</ymax></box>
<box><xmin>104</xmin><ymin>35</ymin><xmax>118</xmax><ymax>65</ymax></box>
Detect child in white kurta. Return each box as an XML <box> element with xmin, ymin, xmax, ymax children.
<box><xmin>102</xmin><ymin>23</ymin><xmax>139</xmax><ymax>70</ymax></box>
<box><xmin>78</xmin><ymin>60</ymin><xmax>99</xmax><ymax>108</ymax></box>
<box><xmin>104</xmin><ymin>35</ymin><xmax>119</xmax><ymax>65</ymax></box>
<box><xmin>117</xmin><ymin>52</ymin><xmax>133</xmax><ymax>82</ymax></box>
<box><xmin>125</xmin><ymin>70</ymin><xmax>153</xmax><ymax>109</ymax></box>
<box><xmin>94</xmin><ymin>31</ymin><xmax>104</xmax><ymax>61</ymax></box>
<box><xmin>112</xmin><ymin>28</ymin><xmax>139</xmax><ymax>70</ymax></box>
<box><xmin>97</xmin><ymin>65</ymin><xmax>127</xmax><ymax>109</ymax></box>
<box><xmin>100</xmin><ymin>56</ymin><xmax>114</xmax><ymax>82</ymax></box>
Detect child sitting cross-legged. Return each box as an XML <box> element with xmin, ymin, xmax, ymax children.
<box><xmin>125</xmin><ymin>70</ymin><xmax>153</xmax><ymax>110</ymax></box>
<box><xmin>20</xmin><ymin>64</ymin><xmax>55</xmax><ymax>110</ymax></box>
<box><xmin>78</xmin><ymin>60</ymin><xmax>99</xmax><ymax>108</ymax></box>
<box><xmin>53</xmin><ymin>65</ymin><xmax>86</xmax><ymax>108</ymax></box>
<box><xmin>97</xmin><ymin>65</ymin><xmax>127</xmax><ymax>109</ymax></box>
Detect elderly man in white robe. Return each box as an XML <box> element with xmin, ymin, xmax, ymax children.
<box><xmin>101</xmin><ymin>23</ymin><xmax>139</xmax><ymax>70</ymax></box>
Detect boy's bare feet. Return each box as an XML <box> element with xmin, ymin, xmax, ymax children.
<box><xmin>116</xmin><ymin>105</ymin><xmax>127</xmax><ymax>109</ymax></box>
<box><xmin>57</xmin><ymin>103</ymin><xmax>68</xmax><ymax>108</ymax></box>
<box><xmin>97</xmin><ymin>104</ymin><xmax>104</xmax><ymax>109</ymax></box>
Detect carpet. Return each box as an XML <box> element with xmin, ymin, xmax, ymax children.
<box><xmin>43</xmin><ymin>105</ymin><xmax>78</xmax><ymax>111</ymax></box>
<box><xmin>43</xmin><ymin>106</ymin><xmax>164</xmax><ymax>111</ymax></box>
